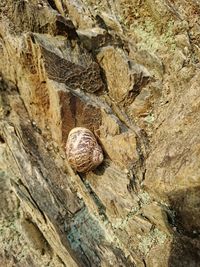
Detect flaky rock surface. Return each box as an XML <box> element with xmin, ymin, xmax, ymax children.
<box><xmin>0</xmin><ymin>1</ymin><xmax>200</xmax><ymax>266</ymax></box>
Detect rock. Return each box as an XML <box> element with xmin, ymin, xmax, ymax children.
<box><xmin>97</xmin><ymin>46</ymin><xmax>151</xmax><ymax>103</ymax></box>
<box><xmin>100</xmin><ymin>130</ymin><xmax>139</xmax><ymax>170</ymax></box>
<box><xmin>175</xmin><ymin>34</ymin><xmax>191</xmax><ymax>50</ymax></box>
<box><xmin>1</xmin><ymin>0</ymin><xmax>200</xmax><ymax>266</ymax></box>
<box><xmin>96</xmin><ymin>12</ymin><xmax>123</xmax><ymax>33</ymax></box>
<box><xmin>99</xmin><ymin>109</ymin><xmax>139</xmax><ymax>170</ymax></box>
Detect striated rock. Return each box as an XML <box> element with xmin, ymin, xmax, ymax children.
<box><xmin>42</xmin><ymin>47</ymin><xmax>105</xmax><ymax>93</ymax></box>
<box><xmin>1</xmin><ymin>0</ymin><xmax>200</xmax><ymax>266</ymax></box>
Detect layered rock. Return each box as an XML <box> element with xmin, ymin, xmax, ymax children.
<box><xmin>0</xmin><ymin>0</ymin><xmax>200</xmax><ymax>266</ymax></box>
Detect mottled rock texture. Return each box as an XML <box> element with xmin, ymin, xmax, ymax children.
<box><xmin>0</xmin><ymin>0</ymin><xmax>200</xmax><ymax>266</ymax></box>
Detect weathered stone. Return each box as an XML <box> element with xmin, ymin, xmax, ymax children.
<box><xmin>1</xmin><ymin>0</ymin><xmax>200</xmax><ymax>266</ymax></box>
<box><xmin>99</xmin><ymin>110</ymin><xmax>139</xmax><ymax>170</ymax></box>
<box><xmin>100</xmin><ymin>131</ymin><xmax>138</xmax><ymax>170</ymax></box>
<box><xmin>42</xmin><ymin>47</ymin><xmax>105</xmax><ymax>93</ymax></box>
<box><xmin>97</xmin><ymin>46</ymin><xmax>151</xmax><ymax>103</ymax></box>
<box><xmin>96</xmin><ymin>12</ymin><xmax>123</xmax><ymax>33</ymax></box>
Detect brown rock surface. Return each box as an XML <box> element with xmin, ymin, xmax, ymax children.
<box><xmin>0</xmin><ymin>0</ymin><xmax>200</xmax><ymax>266</ymax></box>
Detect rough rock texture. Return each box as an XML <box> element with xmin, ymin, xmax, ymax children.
<box><xmin>0</xmin><ymin>0</ymin><xmax>200</xmax><ymax>266</ymax></box>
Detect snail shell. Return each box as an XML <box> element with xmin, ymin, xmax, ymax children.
<box><xmin>66</xmin><ymin>127</ymin><xmax>103</xmax><ymax>173</ymax></box>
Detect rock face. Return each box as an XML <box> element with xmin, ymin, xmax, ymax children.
<box><xmin>0</xmin><ymin>1</ymin><xmax>200</xmax><ymax>266</ymax></box>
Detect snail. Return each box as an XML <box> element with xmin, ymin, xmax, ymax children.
<box><xmin>66</xmin><ymin>127</ymin><xmax>104</xmax><ymax>173</ymax></box>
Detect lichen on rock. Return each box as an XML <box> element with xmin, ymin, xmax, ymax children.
<box><xmin>1</xmin><ymin>0</ymin><xmax>200</xmax><ymax>266</ymax></box>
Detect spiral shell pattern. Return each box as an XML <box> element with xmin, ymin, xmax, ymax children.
<box><xmin>66</xmin><ymin>127</ymin><xmax>103</xmax><ymax>173</ymax></box>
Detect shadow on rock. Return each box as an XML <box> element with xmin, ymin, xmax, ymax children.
<box><xmin>167</xmin><ymin>186</ymin><xmax>200</xmax><ymax>267</ymax></box>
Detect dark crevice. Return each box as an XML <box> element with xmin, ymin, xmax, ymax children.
<box><xmin>57</xmin><ymin>255</ymin><xmax>67</xmax><ymax>267</ymax></box>
<box><xmin>142</xmin><ymin>168</ymin><xmax>146</xmax><ymax>182</ymax></box>
<box><xmin>127</xmin><ymin>172</ymin><xmax>137</xmax><ymax>193</ymax></box>
<box><xmin>12</xmin><ymin>179</ymin><xmax>47</xmax><ymax>223</ymax></box>
<box><xmin>47</xmin><ymin>0</ymin><xmax>58</xmax><ymax>11</ymax></box>
<box><xmin>143</xmin><ymin>259</ymin><xmax>147</xmax><ymax>267</ymax></box>
<box><xmin>0</xmin><ymin>135</ymin><xmax>5</xmax><ymax>143</ymax></box>
<box><xmin>79</xmin><ymin>246</ymin><xmax>92</xmax><ymax>267</ymax></box>
<box><xmin>79</xmin><ymin>174</ymin><xmax>108</xmax><ymax>222</ymax></box>
<box><xmin>166</xmin><ymin>208</ymin><xmax>177</xmax><ymax>228</ymax></box>
<box><xmin>55</xmin><ymin>15</ymin><xmax>79</xmax><ymax>39</ymax></box>
<box><xmin>95</xmin><ymin>15</ymin><xmax>109</xmax><ymax>30</ymax></box>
